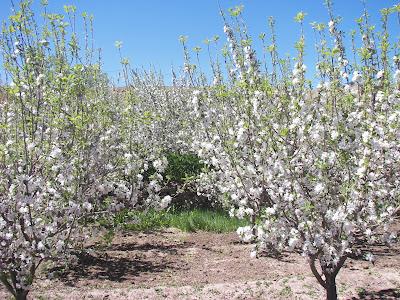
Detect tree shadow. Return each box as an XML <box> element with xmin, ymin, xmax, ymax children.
<box><xmin>351</xmin><ymin>288</ymin><xmax>400</xmax><ymax>299</ymax></box>
<box><xmin>58</xmin><ymin>252</ymin><xmax>171</xmax><ymax>285</ymax></box>
<box><xmin>50</xmin><ymin>240</ymin><xmax>194</xmax><ymax>286</ymax></box>
<box><xmin>348</xmin><ymin>242</ymin><xmax>400</xmax><ymax>261</ymax></box>
<box><xmin>230</xmin><ymin>240</ymin><xmax>295</xmax><ymax>262</ymax></box>
<box><xmin>107</xmin><ymin>240</ymin><xmax>194</xmax><ymax>254</ymax></box>
<box><xmin>257</xmin><ymin>249</ymin><xmax>294</xmax><ymax>262</ymax></box>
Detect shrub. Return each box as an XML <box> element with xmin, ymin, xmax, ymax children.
<box><xmin>164</xmin><ymin>152</ymin><xmax>204</xmax><ymax>184</ymax></box>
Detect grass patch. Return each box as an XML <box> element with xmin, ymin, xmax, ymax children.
<box><xmin>109</xmin><ymin>208</ymin><xmax>248</xmax><ymax>233</ymax></box>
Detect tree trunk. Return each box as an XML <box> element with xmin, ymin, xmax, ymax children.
<box><xmin>309</xmin><ymin>255</ymin><xmax>346</xmax><ymax>300</ymax></box>
<box><xmin>250</xmin><ymin>214</ymin><xmax>256</xmax><ymax>237</ymax></box>
<box><xmin>325</xmin><ymin>274</ymin><xmax>338</xmax><ymax>300</ymax></box>
<box><xmin>15</xmin><ymin>289</ymin><xmax>29</xmax><ymax>300</ymax></box>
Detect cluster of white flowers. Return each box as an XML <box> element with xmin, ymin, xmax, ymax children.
<box><xmin>292</xmin><ymin>63</ymin><xmax>307</xmax><ymax>85</ymax></box>
<box><xmin>236</xmin><ymin>226</ymin><xmax>254</xmax><ymax>243</ymax></box>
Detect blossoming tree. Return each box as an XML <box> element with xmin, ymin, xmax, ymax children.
<box><xmin>0</xmin><ymin>2</ymin><xmax>170</xmax><ymax>299</ymax></box>
<box><xmin>191</xmin><ymin>3</ymin><xmax>400</xmax><ymax>300</ymax></box>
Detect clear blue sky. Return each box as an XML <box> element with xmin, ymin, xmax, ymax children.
<box><xmin>0</xmin><ymin>0</ymin><xmax>399</xmax><ymax>84</ymax></box>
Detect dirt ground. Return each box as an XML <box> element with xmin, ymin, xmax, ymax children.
<box><xmin>1</xmin><ymin>227</ymin><xmax>399</xmax><ymax>300</ymax></box>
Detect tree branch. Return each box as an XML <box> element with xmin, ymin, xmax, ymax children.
<box><xmin>0</xmin><ymin>272</ymin><xmax>16</xmax><ymax>298</ymax></box>
<box><xmin>309</xmin><ymin>256</ymin><xmax>326</xmax><ymax>289</ymax></box>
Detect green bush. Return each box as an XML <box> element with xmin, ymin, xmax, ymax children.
<box><xmin>163</xmin><ymin>152</ymin><xmax>218</xmax><ymax>210</ymax></box>
<box><xmin>164</xmin><ymin>152</ymin><xmax>204</xmax><ymax>183</ymax></box>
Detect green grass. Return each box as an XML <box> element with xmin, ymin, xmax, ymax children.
<box><xmin>109</xmin><ymin>208</ymin><xmax>248</xmax><ymax>233</ymax></box>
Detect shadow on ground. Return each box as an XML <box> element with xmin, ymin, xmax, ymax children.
<box><xmin>62</xmin><ymin>252</ymin><xmax>171</xmax><ymax>284</ymax></box>
<box><xmin>351</xmin><ymin>288</ymin><xmax>400</xmax><ymax>300</ymax></box>
<box><xmin>348</xmin><ymin>237</ymin><xmax>400</xmax><ymax>261</ymax></box>
<box><xmin>50</xmin><ymin>240</ymin><xmax>194</xmax><ymax>285</ymax></box>
<box><xmin>106</xmin><ymin>240</ymin><xmax>193</xmax><ymax>253</ymax></box>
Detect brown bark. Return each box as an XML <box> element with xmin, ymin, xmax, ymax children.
<box><xmin>309</xmin><ymin>255</ymin><xmax>347</xmax><ymax>300</ymax></box>
<box><xmin>15</xmin><ymin>289</ymin><xmax>29</xmax><ymax>300</ymax></box>
<box><xmin>325</xmin><ymin>273</ymin><xmax>338</xmax><ymax>300</ymax></box>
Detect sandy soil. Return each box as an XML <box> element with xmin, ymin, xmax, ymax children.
<box><xmin>0</xmin><ymin>227</ymin><xmax>399</xmax><ymax>300</ymax></box>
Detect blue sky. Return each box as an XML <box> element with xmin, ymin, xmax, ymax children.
<box><xmin>0</xmin><ymin>0</ymin><xmax>399</xmax><ymax>84</ymax></box>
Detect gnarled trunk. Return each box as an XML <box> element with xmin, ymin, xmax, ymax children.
<box><xmin>309</xmin><ymin>255</ymin><xmax>347</xmax><ymax>300</ymax></box>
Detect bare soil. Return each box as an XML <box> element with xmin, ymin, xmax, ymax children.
<box><xmin>1</xmin><ymin>227</ymin><xmax>399</xmax><ymax>300</ymax></box>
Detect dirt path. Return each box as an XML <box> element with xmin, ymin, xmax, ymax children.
<box><xmin>1</xmin><ymin>228</ymin><xmax>399</xmax><ymax>299</ymax></box>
